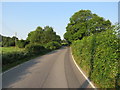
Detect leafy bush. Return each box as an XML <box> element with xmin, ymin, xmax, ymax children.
<box><xmin>17</xmin><ymin>40</ymin><xmax>29</xmax><ymax>48</ymax></box>
<box><xmin>2</xmin><ymin>44</ymin><xmax>47</xmax><ymax>71</ymax></box>
<box><xmin>2</xmin><ymin>36</ymin><xmax>18</xmax><ymax>47</ymax></box>
<box><xmin>71</xmin><ymin>29</ymin><xmax>119</xmax><ymax>88</ymax></box>
<box><xmin>25</xmin><ymin>43</ymin><xmax>46</xmax><ymax>54</ymax></box>
<box><xmin>45</xmin><ymin>41</ymin><xmax>61</xmax><ymax>50</ymax></box>
<box><xmin>2</xmin><ymin>51</ymin><xmax>28</xmax><ymax>65</ymax></box>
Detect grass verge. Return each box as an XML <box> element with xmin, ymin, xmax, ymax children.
<box><xmin>2</xmin><ymin>50</ymin><xmax>50</xmax><ymax>72</ymax></box>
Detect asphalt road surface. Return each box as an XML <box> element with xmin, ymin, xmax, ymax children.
<box><xmin>2</xmin><ymin>47</ymin><xmax>93</xmax><ymax>88</ymax></box>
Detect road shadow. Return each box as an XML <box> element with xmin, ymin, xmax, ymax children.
<box><xmin>2</xmin><ymin>57</ymin><xmax>40</xmax><ymax>87</ymax></box>
<box><xmin>2</xmin><ymin>46</ymin><xmax>67</xmax><ymax>88</ymax></box>
<box><xmin>79</xmin><ymin>80</ymin><xmax>89</xmax><ymax>88</ymax></box>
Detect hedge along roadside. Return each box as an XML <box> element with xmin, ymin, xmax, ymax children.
<box><xmin>71</xmin><ymin>29</ymin><xmax>119</xmax><ymax>88</ymax></box>
<box><xmin>2</xmin><ymin>42</ymin><xmax>62</xmax><ymax>72</ymax></box>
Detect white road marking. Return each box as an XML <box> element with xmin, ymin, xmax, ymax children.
<box><xmin>70</xmin><ymin>47</ymin><xmax>97</xmax><ymax>89</ymax></box>
<box><xmin>2</xmin><ymin>47</ymin><xmax>97</xmax><ymax>89</ymax></box>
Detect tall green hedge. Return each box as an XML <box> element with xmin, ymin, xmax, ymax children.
<box><xmin>45</xmin><ymin>41</ymin><xmax>61</xmax><ymax>50</ymax></box>
<box><xmin>71</xmin><ymin>29</ymin><xmax>119</xmax><ymax>88</ymax></box>
<box><xmin>2</xmin><ymin>51</ymin><xmax>28</xmax><ymax>65</ymax></box>
<box><xmin>25</xmin><ymin>43</ymin><xmax>46</xmax><ymax>54</ymax></box>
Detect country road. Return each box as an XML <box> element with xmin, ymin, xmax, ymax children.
<box><xmin>2</xmin><ymin>47</ymin><xmax>93</xmax><ymax>88</ymax></box>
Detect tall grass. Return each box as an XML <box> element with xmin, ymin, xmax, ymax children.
<box><xmin>1</xmin><ymin>47</ymin><xmax>24</xmax><ymax>54</ymax></box>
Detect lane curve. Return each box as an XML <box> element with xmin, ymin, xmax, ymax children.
<box><xmin>2</xmin><ymin>47</ymin><xmax>92</xmax><ymax>88</ymax></box>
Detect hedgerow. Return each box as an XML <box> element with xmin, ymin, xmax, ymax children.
<box><xmin>45</xmin><ymin>41</ymin><xmax>62</xmax><ymax>50</ymax></box>
<box><xmin>71</xmin><ymin>29</ymin><xmax>119</xmax><ymax>88</ymax></box>
<box><xmin>2</xmin><ymin>51</ymin><xmax>28</xmax><ymax>65</ymax></box>
<box><xmin>25</xmin><ymin>43</ymin><xmax>46</xmax><ymax>54</ymax></box>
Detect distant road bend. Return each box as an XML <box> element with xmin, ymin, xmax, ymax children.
<box><xmin>3</xmin><ymin>47</ymin><xmax>94</xmax><ymax>88</ymax></box>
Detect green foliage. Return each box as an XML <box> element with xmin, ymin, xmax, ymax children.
<box><xmin>27</xmin><ymin>26</ymin><xmax>61</xmax><ymax>44</ymax></box>
<box><xmin>1</xmin><ymin>47</ymin><xmax>24</xmax><ymax>53</ymax></box>
<box><xmin>64</xmin><ymin>10</ymin><xmax>112</xmax><ymax>43</ymax></box>
<box><xmin>65</xmin><ymin>10</ymin><xmax>119</xmax><ymax>88</ymax></box>
<box><xmin>44</xmin><ymin>26</ymin><xmax>61</xmax><ymax>43</ymax></box>
<box><xmin>27</xmin><ymin>26</ymin><xmax>44</xmax><ymax>44</ymax></box>
<box><xmin>2</xmin><ymin>45</ymin><xmax>47</xmax><ymax>71</ymax></box>
<box><xmin>1</xmin><ymin>35</ymin><xmax>18</xmax><ymax>47</ymax></box>
<box><xmin>25</xmin><ymin>43</ymin><xmax>46</xmax><ymax>54</ymax></box>
<box><xmin>2</xmin><ymin>51</ymin><xmax>27</xmax><ymax>65</ymax></box>
<box><xmin>17</xmin><ymin>39</ymin><xmax>29</xmax><ymax>48</ymax></box>
<box><xmin>2</xmin><ymin>25</ymin><xmax>62</xmax><ymax>71</ymax></box>
<box><xmin>2</xmin><ymin>47</ymin><xmax>27</xmax><ymax>66</ymax></box>
<box><xmin>2</xmin><ymin>44</ymin><xmax>51</xmax><ymax>71</ymax></box>
<box><xmin>71</xmin><ymin>29</ymin><xmax>119</xmax><ymax>88</ymax></box>
<box><xmin>45</xmin><ymin>41</ymin><xmax>61</xmax><ymax>50</ymax></box>
<box><xmin>61</xmin><ymin>40</ymin><xmax>69</xmax><ymax>46</ymax></box>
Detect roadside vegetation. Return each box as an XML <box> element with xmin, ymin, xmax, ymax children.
<box><xmin>1</xmin><ymin>9</ymin><xmax>119</xmax><ymax>89</ymax></box>
<box><xmin>1</xmin><ymin>47</ymin><xmax>24</xmax><ymax>53</ymax></box>
<box><xmin>64</xmin><ymin>10</ymin><xmax>120</xmax><ymax>88</ymax></box>
<box><xmin>1</xmin><ymin>26</ymin><xmax>62</xmax><ymax>71</ymax></box>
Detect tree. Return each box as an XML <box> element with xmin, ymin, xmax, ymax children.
<box><xmin>27</xmin><ymin>26</ymin><xmax>61</xmax><ymax>44</ymax></box>
<box><xmin>1</xmin><ymin>35</ymin><xmax>18</xmax><ymax>47</ymax></box>
<box><xmin>44</xmin><ymin>26</ymin><xmax>55</xmax><ymax>43</ymax></box>
<box><xmin>43</xmin><ymin>26</ymin><xmax>61</xmax><ymax>43</ymax></box>
<box><xmin>27</xmin><ymin>26</ymin><xmax>44</xmax><ymax>44</ymax></box>
<box><xmin>64</xmin><ymin>10</ymin><xmax>112</xmax><ymax>43</ymax></box>
<box><xmin>17</xmin><ymin>39</ymin><xmax>29</xmax><ymax>48</ymax></box>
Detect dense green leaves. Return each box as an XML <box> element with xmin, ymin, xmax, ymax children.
<box><xmin>2</xmin><ymin>25</ymin><xmax>62</xmax><ymax>71</ymax></box>
<box><xmin>25</xmin><ymin>43</ymin><xmax>46</xmax><ymax>54</ymax></box>
<box><xmin>1</xmin><ymin>35</ymin><xmax>18</xmax><ymax>47</ymax></box>
<box><xmin>45</xmin><ymin>41</ymin><xmax>61</xmax><ymax>50</ymax></box>
<box><xmin>2</xmin><ymin>51</ymin><xmax>26</xmax><ymax>65</ymax></box>
<box><xmin>26</xmin><ymin>26</ymin><xmax>62</xmax><ymax>52</ymax></box>
<box><xmin>27</xmin><ymin>26</ymin><xmax>61</xmax><ymax>44</ymax></box>
<box><xmin>64</xmin><ymin>10</ymin><xmax>112</xmax><ymax>43</ymax></box>
<box><xmin>16</xmin><ymin>39</ymin><xmax>29</xmax><ymax>48</ymax></box>
<box><xmin>67</xmin><ymin>9</ymin><xmax>119</xmax><ymax>88</ymax></box>
<box><xmin>71</xmin><ymin>29</ymin><xmax>119</xmax><ymax>88</ymax></box>
<box><xmin>27</xmin><ymin>26</ymin><xmax>44</xmax><ymax>44</ymax></box>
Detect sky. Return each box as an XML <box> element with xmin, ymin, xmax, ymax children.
<box><xmin>2</xmin><ymin>2</ymin><xmax>118</xmax><ymax>40</ymax></box>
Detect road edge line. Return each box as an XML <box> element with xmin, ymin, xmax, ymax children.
<box><xmin>70</xmin><ymin>47</ymin><xmax>97</xmax><ymax>89</ymax></box>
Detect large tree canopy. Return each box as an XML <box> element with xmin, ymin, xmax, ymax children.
<box><xmin>27</xmin><ymin>26</ymin><xmax>61</xmax><ymax>44</ymax></box>
<box><xmin>64</xmin><ymin>10</ymin><xmax>112</xmax><ymax>43</ymax></box>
